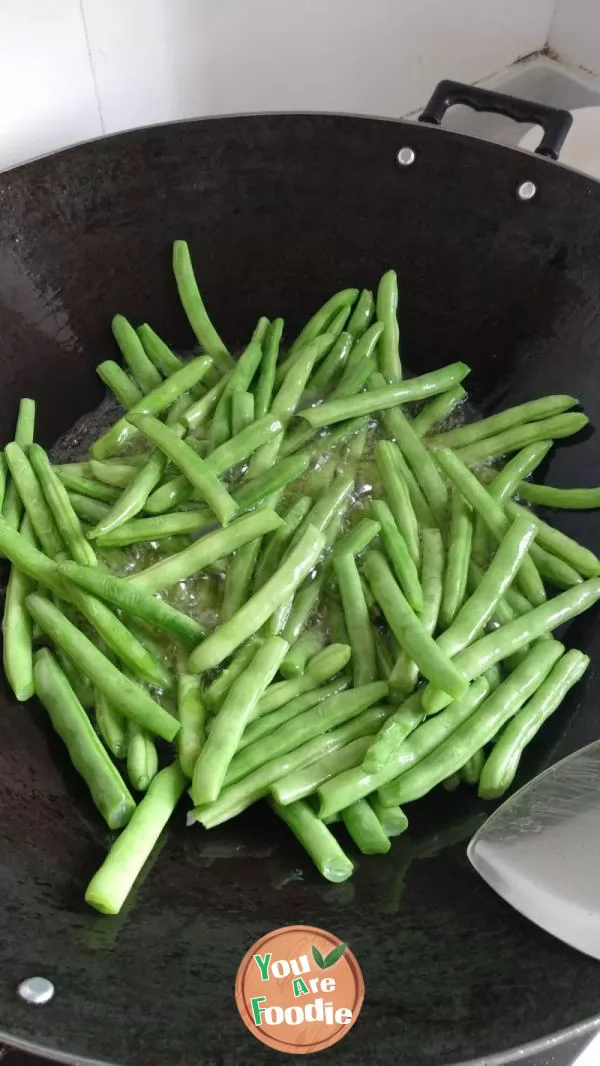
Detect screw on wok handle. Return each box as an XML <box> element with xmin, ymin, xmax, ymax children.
<box><xmin>419</xmin><ymin>78</ymin><xmax>573</xmax><ymax>161</ymax></box>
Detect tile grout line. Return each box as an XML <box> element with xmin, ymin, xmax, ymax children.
<box><xmin>78</xmin><ymin>0</ymin><xmax>105</xmax><ymax>134</ymax></box>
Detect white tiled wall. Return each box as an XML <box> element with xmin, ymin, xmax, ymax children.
<box><xmin>0</xmin><ymin>0</ymin><xmax>557</xmax><ymax>171</ymax></box>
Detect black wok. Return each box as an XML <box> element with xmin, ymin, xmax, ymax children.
<box><xmin>1</xmin><ymin>81</ymin><xmax>600</xmax><ymax>1066</ymax></box>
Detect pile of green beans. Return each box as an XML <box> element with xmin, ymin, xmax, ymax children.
<box><xmin>2</xmin><ymin>240</ymin><xmax>598</xmax><ymax>914</ymax></box>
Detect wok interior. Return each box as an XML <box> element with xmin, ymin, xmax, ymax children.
<box><xmin>1</xmin><ymin>114</ymin><xmax>600</xmax><ymax>1065</ymax></box>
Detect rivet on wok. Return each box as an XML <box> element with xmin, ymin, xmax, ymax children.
<box><xmin>517</xmin><ymin>180</ymin><xmax>537</xmax><ymax>202</ymax></box>
<box><xmin>17</xmin><ymin>976</ymin><xmax>55</xmax><ymax>1005</ymax></box>
<box><xmin>397</xmin><ymin>147</ymin><xmax>415</xmax><ymax>168</ymax></box>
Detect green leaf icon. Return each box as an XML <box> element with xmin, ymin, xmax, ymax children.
<box><xmin>322</xmin><ymin>942</ymin><xmax>348</xmax><ymax>968</ymax></box>
<box><xmin>311</xmin><ymin>945</ymin><xmax>326</xmax><ymax>969</ymax></box>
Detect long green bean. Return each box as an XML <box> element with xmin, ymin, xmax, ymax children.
<box><xmin>363</xmin><ymin>552</ymin><xmax>467</xmax><ymax>700</ymax></box>
<box><xmin>421</xmin><ymin>577</ymin><xmax>600</xmax><ymax>713</ymax></box>
<box><xmin>390</xmin><ymin>528</ymin><xmax>444</xmax><ymax>697</ymax></box>
<box><xmin>280</xmin><ymin>630</ymin><xmax>325</xmax><ymax>678</ymax></box>
<box><xmin>95</xmin><ymin>687</ymin><xmax>128</xmax><ymax>760</ymax></box>
<box><xmin>192</xmin><ymin>637</ymin><xmax>288</xmax><ymax>805</ymax></box>
<box><xmin>127</xmin><ymin>722</ymin><xmax>159</xmax><ymax>792</ymax></box>
<box><xmin>137</xmin><ymin>324</ymin><xmax>183</xmax><ymax>376</ymax></box>
<box><xmin>427</xmin><ymin>396</ymin><xmax>578</xmax><ymax>451</ymax></box>
<box><xmin>387</xmin><ymin>640</ymin><xmax>564</xmax><ymax>804</ymax></box>
<box><xmin>85</xmin><ymin>762</ymin><xmax>187</xmax><ymax>914</ymax></box>
<box><xmin>237</xmin><ymin>678</ymin><xmax>350</xmax><ymax>752</ymax></box>
<box><xmin>347</xmin><ymin>289</ymin><xmax>375</xmax><ymax>339</ymax></box>
<box><xmin>177</xmin><ymin>672</ymin><xmax>207</xmax><ymax>779</ymax></box>
<box><xmin>272</xmin><ymin>736</ymin><xmax>371</xmax><ymax>804</ymax></box>
<box><xmin>188</xmin><ymin>524</ymin><xmax>326</xmax><ymax>672</ymax></box>
<box><xmin>505</xmin><ymin>499</ymin><xmax>600</xmax><ymax>578</ymax></box>
<box><xmin>299</xmin><ymin>362</ymin><xmax>470</xmax><ymax>427</ymax></box>
<box><xmin>478</xmin><ymin>649</ymin><xmax>589</xmax><ymax>798</ymax></box>
<box><xmin>256</xmin><ymin>644</ymin><xmax>351</xmax><ymax>717</ymax></box>
<box><xmin>333</xmin><ymin>552</ymin><xmax>377</xmax><ymax>685</ymax></box>
<box><xmin>342</xmin><ymin>798</ymin><xmax>391</xmax><ymax>854</ymax></box>
<box><xmin>3</xmin><ymin>398</ymin><xmax>36</xmax><ymax>532</ymax></box>
<box><xmin>34</xmin><ymin>649</ymin><xmax>136</xmax><ymax>830</ymax></box>
<box><xmin>454</xmin><ymin>413</ymin><xmax>588</xmax><ymax>466</ymax></box>
<box><xmin>286</xmin><ymin>288</ymin><xmax>358</xmax><ymax>361</ymax></box>
<box><xmin>97</xmin><ymin>361</ymin><xmax>143</xmax><ymax>407</ymax></box>
<box><xmin>371</xmin><ymin>500</ymin><xmax>422</xmax><ymax>612</ymax></box>
<box><xmin>518</xmin><ymin>482</ymin><xmax>600</xmax><ymax>509</ymax></box>
<box><xmin>172</xmin><ymin>240</ymin><xmax>233</xmax><ymax>373</ymax></box>
<box><xmin>269</xmin><ymin>798</ymin><xmax>354</xmax><ymax>881</ymax></box>
<box><xmin>375</xmin><ymin>270</ymin><xmax>401</xmax><ymax>382</ymax></box>
<box><xmin>3</xmin><ymin>515</ymin><xmax>35</xmax><ymax>701</ymax></box>
<box><xmin>361</xmin><ymin>695</ymin><xmax>424</xmax><ymax>774</ymax></box>
<box><xmin>26</xmin><ymin>594</ymin><xmax>179</xmax><ymax>741</ymax></box>
<box><xmin>209</xmin><ymin>340</ymin><xmax>263</xmax><ymax>448</ymax></box>
<box><xmin>183</xmin><ymin>374</ymin><xmax>229</xmax><ymax>432</ymax></box>
<box><xmin>318</xmin><ymin>676</ymin><xmax>491</xmax><ymax>818</ymax></box>
<box><xmin>5</xmin><ymin>443</ymin><xmax>64</xmax><ymax>558</ymax></box>
<box><xmin>411</xmin><ymin>385</ymin><xmax>466</xmax><ymax>436</ymax></box>
<box><xmin>440</xmin><ymin>490</ymin><xmax>472</xmax><ymax>627</ymax></box>
<box><xmin>29</xmin><ymin>445</ymin><xmax>97</xmax><ymax>566</ymax></box>
<box><xmin>334</xmin><ymin>322</ymin><xmax>383</xmax><ymax>397</ymax></box>
<box><xmin>375</xmin><ymin>441</ymin><xmax>420</xmax><ymax>565</ymax></box>
<box><xmin>112</xmin><ymin>315</ymin><xmax>162</xmax><ymax>392</ymax></box>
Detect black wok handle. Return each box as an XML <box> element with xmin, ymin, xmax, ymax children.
<box><xmin>419</xmin><ymin>79</ymin><xmax>573</xmax><ymax>161</ymax></box>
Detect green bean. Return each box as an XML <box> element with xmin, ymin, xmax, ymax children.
<box><xmin>280</xmin><ymin>630</ymin><xmax>325</xmax><ymax>678</ymax></box>
<box><xmin>300</xmin><ymin>363</ymin><xmax>471</xmax><ymax>428</ymax></box>
<box><xmin>137</xmin><ymin>323</ymin><xmax>183</xmax><ymax>376</ymax></box>
<box><xmin>188</xmin><ymin>524</ymin><xmax>325</xmax><ymax>672</ymax></box>
<box><xmin>128</xmin><ymin>508</ymin><xmax>281</xmax><ymax>594</ymax></box>
<box><xmin>250</xmin><ymin>335</ymin><xmax>337</xmax><ymax>476</ymax></box>
<box><xmin>305</xmin><ymin>332</ymin><xmax>354</xmax><ymax>398</ymax></box>
<box><xmin>91</xmin><ymin>354</ymin><xmax>213</xmax><ymax>459</ymax></box>
<box><xmin>363</xmin><ymin>551</ymin><xmax>467</xmax><ymax>699</ymax></box>
<box><xmin>334</xmin><ymin>322</ymin><xmax>383</xmax><ymax>397</ymax></box>
<box><xmin>183</xmin><ymin>374</ymin><xmax>229</xmax><ymax>432</ymax></box>
<box><xmin>68</xmin><ymin>492</ymin><xmax>110</xmax><ymax>525</ymax></box>
<box><xmin>390</xmin><ymin>640</ymin><xmax>564</xmax><ymax>804</ymax></box>
<box><xmin>86</xmin><ymin>761</ymin><xmax>187</xmax><ymax>914</ymax></box>
<box><xmin>28</xmin><ymin>445</ymin><xmax>96</xmax><ymax>566</ymax></box>
<box><xmin>127</xmin><ymin>414</ymin><xmax>238</xmax><ymax>525</ymax></box>
<box><xmin>96</xmin><ymin>511</ymin><xmax>210</xmax><ymax>547</ymax></box>
<box><xmin>390</xmin><ymin>528</ymin><xmax>444</xmax><ymax>697</ymax></box>
<box><xmin>95</xmin><ymin>688</ymin><xmax>128</xmax><ymax>760</ymax></box>
<box><xmin>58</xmin><ymin>561</ymin><xmax>204</xmax><ymax>646</ymax></box>
<box><xmin>209</xmin><ymin>340</ymin><xmax>263</xmax><ymax>448</ymax></box>
<box><xmin>26</xmin><ymin>594</ymin><xmax>179</xmax><ymax>740</ymax></box>
<box><xmin>461</xmin><ymin>749</ymin><xmax>485</xmax><ymax>785</ymax></box>
<box><xmin>286</xmin><ymin>288</ymin><xmax>358</xmax><ymax>361</ymax></box>
<box><xmin>100</xmin><ymin>453</ymin><xmax>169</xmax><ymax>540</ymax></box>
<box><xmin>377</xmin><ymin>423</ymin><xmax>436</xmax><ymax>527</ymax></box>
<box><xmin>256</xmin><ymin>644</ymin><xmax>351</xmax><ymax>717</ymax></box>
<box><xmin>3</xmin><ymin>398</ymin><xmax>36</xmax><ymax>532</ymax></box>
<box><xmin>471</xmin><ymin>441</ymin><xmax>552</xmax><ymax>563</ymax></box>
<box><xmin>529</xmin><ymin>543</ymin><xmax>583</xmax><ymax>589</ymax></box>
<box><xmin>230</xmin><ymin>391</ymin><xmax>255</xmax><ymax>437</ymax></box>
<box><xmin>227</xmin><ymin>681</ymin><xmax>388</xmax><ymax>786</ymax></box>
<box><xmin>272</xmin><ymin>736</ymin><xmax>371</xmax><ymax>805</ymax></box>
<box><xmin>332</xmin><ymin>551</ymin><xmax>377</xmax><ymax>685</ymax></box>
<box><xmin>518</xmin><ymin>482</ymin><xmax>600</xmax><ymax>509</ymax></box>
<box><xmin>411</xmin><ymin>386</ymin><xmax>467</xmax><ymax>437</ymax></box>
<box><xmin>346</xmin><ymin>289</ymin><xmax>375</xmax><ymax>339</ymax></box>
<box><xmin>435</xmin><ymin>448</ymin><xmax>546</xmax><ymax>606</ymax></box>
<box><xmin>220</xmin><ymin>538</ymin><xmax>260</xmax><ymax>622</ymax></box>
<box><xmin>89</xmin><ymin>460</ymin><xmax>138</xmax><ymax>489</ymax></box>
<box><xmin>478</xmin><ymin>649</ymin><xmax>590</xmax><ymax>799</ymax></box>
<box><xmin>269</xmin><ymin>797</ymin><xmax>354</xmax><ymax>881</ymax></box>
<box><xmin>97</xmin><ymin>361</ymin><xmax>143</xmax><ymax>407</ymax></box>
<box><xmin>5</xmin><ymin>443</ymin><xmax>65</xmax><ymax>558</ymax></box>
<box><xmin>370</xmin><ymin>500</ymin><xmax>422</xmax><ymax>612</ymax></box>
<box><xmin>421</xmin><ymin>578</ymin><xmax>600</xmax><ymax>714</ymax></box>
<box><xmin>34</xmin><ymin>649</ymin><xmax>136</xmax><ymax>829</ymax></box>
<box><xmin>319</xmin><ymin>676</ymin><xmax>491</xmax><ymax>817</ymax></box>
<box><xmin>112</xmin><ymin>314</ymin><xmax>162</xmax><ymax>392</ymax></box>
<box><xmin>250</xmin><ymin>315</ymin><xmax>270</xmax><ymax>345</ymax></box>
<box><xmin>375</xmin><ymin>440</ymin><xmax>420</xmax><ymax>564</ymax></box>
<box><xmin>57</xmin><ymin>471</ymin><xmax>120</xmax><ymax>503</ymax></box>
<box><xmin>373</xmin><ymin>378</ymin><xmax>448</xmax><ymax>525</ymax></box>
<box><xmin>439</xmin><ymin>514</ymin><xmax>537</xmax><ymax>662</ymax></box>
<box><xmin>172</xmin><ymin>240</ymin><xmax>232</xmax><ymax>373</ymax></box>
<box><xmin>285</xmin><ymin>416</ymin><xmax>369</xmax><ymax>464</ymax></box>
<box><xmin>192</xmin><ymin>703</ymin><xmax>390</xmax><ymax>828</ymax></box>
<box><xmin>369</xmin><ymin>798</ymin><xmax>408</xmax><ymax>837</ymax></box>
<box><xmin>428</xmin><ymin>396</ymin><xmax>578</xmax><ymax>451</ymax></box>
<box><xmin>192</xmin><ymin>637</ymin><xmax>288</xmax><ymax>805</ymax></box>
<box><xmin>3</xmin><ymin>515</ymin><xmax>35</xmax><ymax>701</ymax></box>
<box><xmin>238</xmin><ymin>678</ymin><xmax>350</xmax><ymax>752</ymax></box>
<box><xmin>506</xmin><ymin>499</ymin><xmax>600</xmax><ymax>578</ymax></box>
<box><xmin>455</xmin><ymin>413</ymin><xmax>588</xmax><ymax>466</ymax></box>
<box><xmin>327</xmin><ymin>304</ymin><xmax>354</xmax><ymax>339</ymax></box>
<box><xmin>177</xmin><ymin>672</ymin><xmax>207</xmax><ymax>779</ymax></box>
<box><xmin>0</xmin><ymin>453</ymin><xmax>7</xmax><ymax>514</ymax></box>
<box><xmin>296</xmin><ymin>475</ymin><xmax>354</xmax><ymax>544</ymax></box>
<box><xmin>440</xmin><ymin>490</ymin><xmax>472</xmax><ymax>627</ymax></box>
<box><xmin>333</xmin><ymin>518</ymin><xmax>381</xmax><ymax>560</ymax></box>
<box><xmin>254</xmin><ymin>497</ymin><xmax>311</xmax><ymax>589</ymax></box>
<box><xmin>361</xmin><ymin>694</ymin><xmax>423</xmax><ymax>774</ymax></box>
<box><xmin>127</xmin><ymin>721</ymin><xmax>158</xmax><ymax>792</ymax></box>
<box><xmin>342</xmin><ymin>798</ymin><xmax>391</xmax><ymax>854</ymax></box>
<box><xmin>375</xmin><ymin>270</ymin><xmax>401</xmax><ymax>381</ymax></box>
<box><xmin>0</xmin><ymin>517</ymin><xmax>65</xmax><ymax>598</ymax></box>
<box><xmin>205</xmin><ymin>638</ymin><xmax>262</xmax><ymax>711</ymax></box>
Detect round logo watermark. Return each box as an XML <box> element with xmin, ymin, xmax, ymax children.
<box><xmin>235</xmin><ymin>924</ymin><xmax>364</xmax><ymax>1055</ymax></box>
